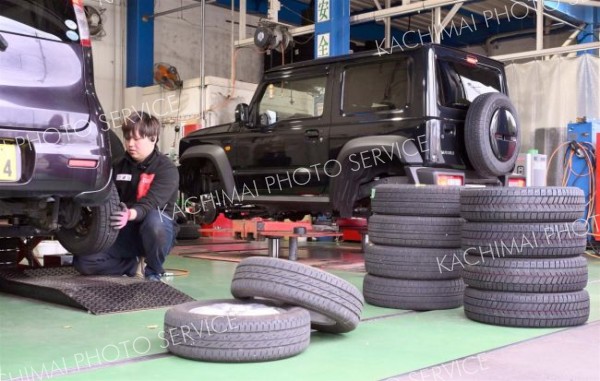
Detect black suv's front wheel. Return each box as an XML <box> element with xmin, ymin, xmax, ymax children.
<box><xmin>465</xmin><ymin>93</ymin><xmax>520</xmax><ymax>178</ymax></box>
<box><xmin>55</xmin><ymin>183</ymin><xmax>120</xmax><ymax>256</ymax></box>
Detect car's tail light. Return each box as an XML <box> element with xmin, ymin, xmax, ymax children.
<box><xmin>72</xmin><ymin>0</ymin><xmax>91</xmax><ymax>47</ymax></box>
<box><xmin>508</xmin><ymin>177</ymin><xmax>526</xmax><ymax>187</ymax></box>
<box><xmin>69</xmin><ymin>159</ymin><xmax>98</xmax><ymax>168</ymax></box>
<box><xmin>436</xmin><ymin>174</ymin><xmax>464</xmax><ymax>186</ymax></box>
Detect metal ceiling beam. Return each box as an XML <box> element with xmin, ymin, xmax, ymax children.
<box><xmin>235</xmin><ymin>0</ymin><xmax>469</xmax><ymax>46</ymax></box>
<box><xmin>537</xmin><ymin>0</ymin><xmax>544</xmax><ymax>50</ymax></box>
<box><xmin>440</xmin><ymin>2</ymin><xmax>462</xmax><ymax>29</ymax></box>
<box><xmin>491</xmin><ymin>41</ymin><xmax>600</xmax><ymax>61</ymax></box>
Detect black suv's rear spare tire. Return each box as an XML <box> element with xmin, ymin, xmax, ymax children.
<box><xmin>56</xmin><ymin>183</ymin><xmax>120</xmax><ymax>255</ymax></box>
<box><xmin>465</xmin><ymin>93</ymin><xmax>520</xmax><ymax>177</ymax></box>
<box><xmin>371</xmin><ymin>184</ymin><xmax>461</xmax><ymax>216</ymax></box>
<box><xmin>164</xmin><ymin>299</ymin><xmax>310</xmax><ymax>362</ymax></box>
<box><xmin>231</xmin><ymin>257</ymin><xmax>364</xmax><ymax>334</ymax></box>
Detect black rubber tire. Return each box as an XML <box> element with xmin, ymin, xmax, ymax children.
<box><xmin>464</xmin><ymin>93</ymin><xmax>520</xmax><ymax>177</ymax></box>
<box><xmin>177</xmin><ymin>222</ymin><xmax>201</xmax><ymax>240</ymax></box>
<box><xmin>364</xmin><ymin>244</ymin><xmax>462</xmax><ymax>280</ymax></box>
<box><xmin>461</xmin><ymin>221</ymin><xmax>587</xmax><ymax>258</ymax></box>
<box><xmin>371</xmin><ymin>184</ymin><xmax>461</xmax><ymax>216</ymax></box>
<box><xmin>230</xmin><ymin>257</ymin><xmax>364</xmax><ymax>334</ymax></box>
<box><xmin>460</xmin><ymin>187</ymin><xmax>585</xmax><ymax>222</ymax></box>
<box><xmin>363</xmin><ymin>275</ymin><xmax>464</xmax><ymax>310</ymax></box>
<box><xmin>164</xmin><ymin>299</ymin><xmax>310</xmax><ymax>362</ymax></box>
<box><xmin>368</xmin><ymin>215</ymin><xmax>461</xmax><ymax>248</ymax></box>
<box><xmin>56</xmin><ymin>183</ymin><xmax>120</xmax><ymax>255</ymax></box>
<box><xmin>461</xmin><ymin>256</ymin><xmax>588</xmax><ymax>292</ymax></box>
<box><xmin>464</xmin><ymin>288</ymin><xmax>590</xmax><ymax>328</ymax></box>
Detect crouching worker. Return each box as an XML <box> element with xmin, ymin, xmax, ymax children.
<box><xmin>74</xmin><ymin>112</ymin><xmax>179</xmax><ymax>281</ymax></box>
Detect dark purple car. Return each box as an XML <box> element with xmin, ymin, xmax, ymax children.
<box><xmin>0</xmin><ymin>0</ymin><xmax>119</xmax><ymax>255</ymax></box>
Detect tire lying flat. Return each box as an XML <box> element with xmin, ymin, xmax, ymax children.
<box><xmin>231</xmin><ymin>257</ymin><xmax>364</xmax><ymax>334</ymax></box>
<box><xmin>368</xmin><ymin>215</ymin><xmax>462</xmax><ymax>248</ymax></box>
<box><xmin>371</xmin><ymin>185</ymin><xmax>461</xmax><ymax>216</ymax></box>
<box><xmin>460</xmin><ymin>187</ymin><xmax>585</xmax><ymax>222</ymax></box>
<box><xmin>464</xmin><ymin>288</ymin><xmax>590</xmax><ymax>328</ymax></box>
<box><xmin>461</xmin><ymin>256</ymin><xmax>588</xmax><ymax>293</ymax></box>
<box><xmin>164</xmin><ymin>299</ymin><xmax>311</xmax><ymax>362</ymax></box>
<box><xmin>461</xmin><ymin>221</ymin><xmax>587</xmax><ymax>258</ymax></box>
<box><xmin>363</xmin><ymin>274</ymin><xmax>464</xmax><ymax>310</ymax></box>
<box><xmin>364</xmin><ymin>244</ymin><xmax>462</xmax><ymax>280</ymax></box>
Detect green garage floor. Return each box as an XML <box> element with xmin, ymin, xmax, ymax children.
<box><xmin>1</xmin><ymin>253</ymin><xmax>599</xmax><ymax>381</ymax></box>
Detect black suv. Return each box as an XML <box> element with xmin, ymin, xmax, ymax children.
<box><xmin>179</xmin><ymin>44</ymin><xmax>520</xmax><ymax>222</ymax></box>
<box><xmin>0</xmin><ymin>0</ymin><xmax>118</xmax><ymax>255</ymax></box>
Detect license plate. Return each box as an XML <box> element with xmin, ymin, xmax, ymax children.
<box><xmin>0</xmin><ymin>143</ymin><xmax>19</xmax><ymax>181</ymax></box>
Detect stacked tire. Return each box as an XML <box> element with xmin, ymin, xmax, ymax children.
<box><xmin>164</xmin><ymin>257</ymin><xmax>364</xmax><ymax>362</ymax></box>
<box><xmin>460</xmin><ymin>187</ymin><xmax>590</xmax><ymax>328</ymax></box>
<box><xmin>363</xmin><ymin>185</ymin><xmax>464</xmax><ymax>310</ymax></box>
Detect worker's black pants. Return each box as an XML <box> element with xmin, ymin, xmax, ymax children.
<box><xmin>73</xmin><ymin>210</ymin><xmax>177</xmax><ymax>277</ymax></box>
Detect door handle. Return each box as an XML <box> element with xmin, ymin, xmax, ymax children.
<box><xmin>305</xmin><ymin>129</ymin><xmax>320</xmax><ymax>139</ymax></box>
<box><xmin>0</xmin><ymin>34</ymin><xmax>8</xmax><ymax>52</ymax></box>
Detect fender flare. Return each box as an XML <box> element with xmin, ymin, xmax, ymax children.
<box><xmin>335</xmin><ymin>135</ymin><xmax>423</xmax><ymax>166</ymax></box>
<box><xmin>179</xmin><ymin>145</ymin><xmax>235</xmax><ymax>196</ymax></box>
<box><xmin>330</xmin><ymin>135</ymin><xmax>422</xmax><ymax>217</ymax></box>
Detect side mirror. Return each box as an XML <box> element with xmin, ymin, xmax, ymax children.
<box><xmin>235</xmin><ymin>103</ymin><xmax>249</xmax><ymax>124</ymax></box>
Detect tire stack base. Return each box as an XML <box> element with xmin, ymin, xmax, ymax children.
<box><xmin>460</xmin><ymin>187</ymin><xmax>590</xmax><ymax>328</ymax></box>
<box><xmin>364</xmin><ymin>185</ymin><xmax>464</xmax><ymax>311</ymax></box>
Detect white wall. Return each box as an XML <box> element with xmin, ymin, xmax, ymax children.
<box><xmin>85</xmin><ymin>0</ymin><xmax>126</xmax><ymax>119</ymax></box>
<box><xmin>154</xmin><ymin>0</ymin><xmax>263</xmax><ymax>84</ymax></box>
<box><xmin>86</xmin><ymin>0</ymin><xmax>263</xmax><ymax>126</ymax></box>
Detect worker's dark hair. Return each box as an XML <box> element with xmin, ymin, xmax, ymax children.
<box><xmin>121</xmin><ymin>112</ymin><xmax>160</xmax><ymax>143</ymax></box>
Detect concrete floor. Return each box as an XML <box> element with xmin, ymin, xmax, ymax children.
<box><xmin>0</xmin><ymin>240</ymin><xmax>599</xmax><ymax>381</ymax></box>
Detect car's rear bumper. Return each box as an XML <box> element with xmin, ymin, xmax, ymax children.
<box><xmin>0</xmin><ymin>127</ymin><xmax>112</xmax><ymax>206</ymax></box>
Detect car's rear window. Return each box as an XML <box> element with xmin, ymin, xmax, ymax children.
<box><xmin>437</xmin><ymin>59</ymin><xmax>502</xmax><ymax>109</ymax></box>
<box><xmin>0</xmin><ymin>0</ymin><xmax>79</xmax><ymax>43</ymax></box>
<box><xmin>342</xmin><ymin>58</ymin><xmax>414</xmax><ymax>115</ymax></box>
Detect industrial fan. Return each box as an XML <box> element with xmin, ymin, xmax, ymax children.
<box><xmin>253</xmin><ymin>21</ymin><xmax>292</xmax><ymax>52</ymax></box>
<box><xmin>153</xmin><ymin>63</ymin><xmax>183</xmax><ymax>90</ymax></box>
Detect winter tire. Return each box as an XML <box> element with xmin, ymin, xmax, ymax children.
<box><xmin>461</xmin><ymin>256</ymin><xmax>588</xmax><ymax>292</ymax></box>
<box><xmin>363</xmin><ymin>275</ymin><xmax>464</xmax><ymax>310</ymax></box>
<box><xmin>464</xmin><ymin>288</ymin><xmax>590</xmax><ymax>328</ymax></box>
<box><xmin>460</xmin><ymin>187</ymin><xmax>585</xmax><ymax>222</ymax></box>
<box><xmin>371</xmin><ymin>184</ymin><xmax>461</xmax><ymax>216</ymax></box>
<box><xmin>368</xmin><ymin>215</ymin><xmax>461</xmax><ymax>248</ymax></box>
<box><xmin>461</xmin><ymin>221</ymin><xmax>586</xmax><ymax>258</ymax></box>
<box><xmin>364</xmin><ymin>244</ymin><xmax>462</xmax><ymax>280</ymax></box>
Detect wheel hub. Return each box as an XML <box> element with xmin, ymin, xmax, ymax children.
<box><xmin>489</xmin><ymin>108</ymin><xmax>518</xmax><ymax>162</ymax></box>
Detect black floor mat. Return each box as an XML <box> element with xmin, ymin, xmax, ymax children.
<box><xmin>0</xmin><ymin>267</ymin><xmax>194</xmax><ymax>314</ymax></box>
